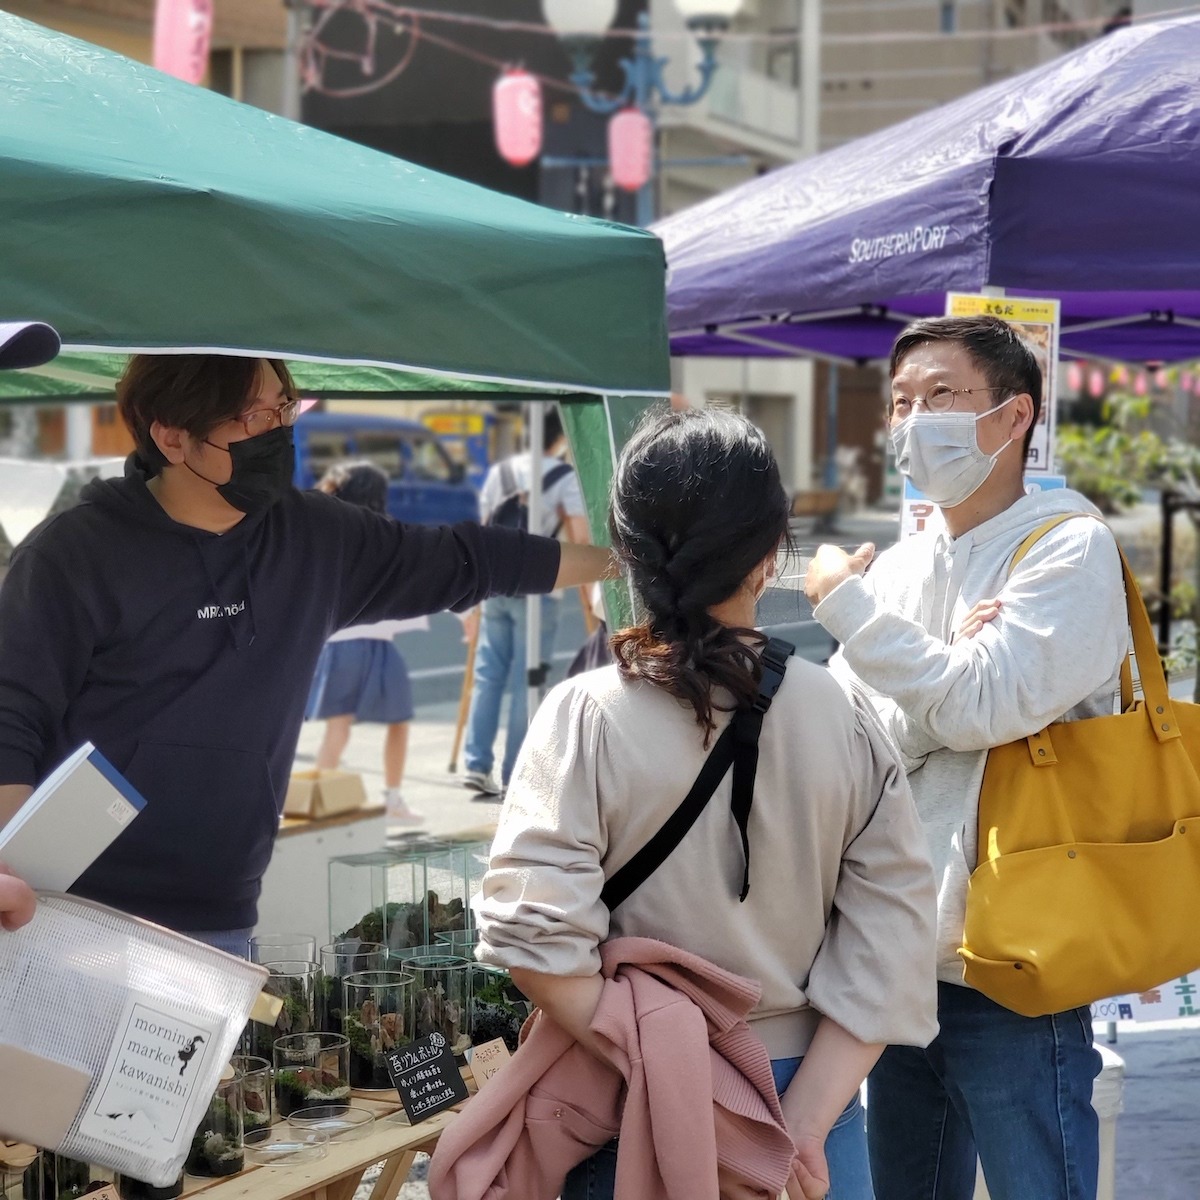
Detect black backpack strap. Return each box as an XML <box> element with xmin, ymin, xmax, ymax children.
<box><xmin>728</xmin><ymin>637</ymin><xmax>792</xmax><ymax>902</ymax></box>
<box><xmin>542</xmin><ymin>461</ymin><xmax>574</xmax><ymax>538</ymax></box>
<box><xmin>600</xmin><ymin>637</ymin><xmax>794</xmax><ymax>912</ymax></box>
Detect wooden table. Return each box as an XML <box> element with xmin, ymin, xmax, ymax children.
<box><xmin>183</xmin><ymin>1095</ymin><xmax>458</xmax><ymax>1200</ymax></box>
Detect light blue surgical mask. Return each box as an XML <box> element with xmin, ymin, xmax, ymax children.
<box><xmin>891</xmin><ymin>395</ymin><xmax>1018</xmax><ymax>507</ymax></box>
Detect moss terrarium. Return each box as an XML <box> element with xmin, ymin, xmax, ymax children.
<box><xmin>185</xmin><ymin>1076</ymin><xmax>243</xmax><ymax>1178</ymax></box>
<box><xmin>272</xmin><ymin>1034</ymin><xmax>351</xmax><ymax>1119</ymax></box>
<box><xmin>26</xmin><ymin>1158</ymin><xmax>106</xmax><ymax>1200</ymax></box>
<box><xmin>246</xmin><ymin>962</ymin><xmax>318</xmax><ymax>1059</ymax></box>
<box><xmin>470</xmin><ymin>966</ymin><xmax>534</xmax><ymax>1053</ymax></box>
<box><xmin>342</xmin><ymin>971</ymin><xmax>415</xmax><ymax>1089</ymax></box>
<box><xmin>408</xmin><ymin>955</ymin><xmax>471</xmax><ymax>1057</ymax></box>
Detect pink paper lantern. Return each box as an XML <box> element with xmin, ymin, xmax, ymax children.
<box><xmin>1185</xmin><ymin>371</ymin><xmax>1197</xmax><ymax>393</ymax></box>
<box><xmin>153</xmin><ymin>0</ymin><xmax>214</xmax><ymax>86</ymax></box>
<box><xmin>1066</xmin><ymin>362</ymin><xmax>1083</xmax><ymax>392</ymax></box>
<box><xmin>1088</xmin><ymin>367</ymin><xmax>1106</xmax><ymax>399</ymax></box>
<box><xmin>609</xmin><ymin>108</ymin><xmax>654</xmax><ymax>192</ymax></box>
<box><xmin>1155</xmin><ymin>368</ymin><xmax>1170</xmax><ymax>389</ymax></box>
<box><xmin>493</xmin><ymin>70</ymin><xmax>543</xmax><ymax>167</ymax></box>
<box><xmin>1134</xmin><ymin>371</ymin><xmax>1148</xmax><ymax>396</ymax></box>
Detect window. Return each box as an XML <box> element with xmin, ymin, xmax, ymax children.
<box><xmin>305</xmin><ymin>431</ymin><xmax>352</xmax><ymax>481</ymax></box>
<box><xmin>355</xmin><ymin>432</ymin><xmax>455</xmax><ymax>483</ymax></box>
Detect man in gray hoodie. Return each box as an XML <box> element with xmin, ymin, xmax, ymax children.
<box><xmin>805</xmin><ymin>315</ymin><xmax>1126</xmax><ymax>1200</ymax></box>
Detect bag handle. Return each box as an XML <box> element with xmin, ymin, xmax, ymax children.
<box><xmin>1007</xmin><ymin>514</ymin><xmax>1178</xmax><ymax>762</ymax></box>
<box><xmin>601</xmin><ymin>637</ymin><xmax>794</xmax><ymax>911</ymax></box>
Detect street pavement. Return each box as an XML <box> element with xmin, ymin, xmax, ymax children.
<box><xmin>300</xmin><ymin>501</ymin><xmax>1200</xmax><ymax>1199</ymax></box>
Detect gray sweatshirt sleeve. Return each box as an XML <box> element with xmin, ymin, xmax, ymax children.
<box><xmin>475</xmin><ymin>683</ymin><xmax>611</xmax><ymax>977</ymax></box>
<box><xmin>804</xmin><ymin>684</ymin><xmax>940</xmax><ymax>1047</ymax></box>
<box><xmin>814</xmin><ymin>521</ymin><xmax>1127</xmax><ymax>753</ymax></box>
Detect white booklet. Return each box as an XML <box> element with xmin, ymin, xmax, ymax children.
<box><xmin>0</xmin><ymin>742</ymin><xmax>146</xmax><ymax>890</ymax></box>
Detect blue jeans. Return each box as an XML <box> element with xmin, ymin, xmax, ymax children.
<box><xmin>464</xmin><ymin>594</ymin><xmax>559</xmax><ymax>785</ymax></box>
<box><xmin>560</xmin><ymin>1058</ymin><xmax>873</xmax><ymax>1200</ymax></box>
<box><xmin>185</xmin><ymin>928</ymin><xmax>253</xmax><ymax>958</ymax></box>
<box><xmin>867</xmin><ymin>981</ymin><xmax>1101</xmax><ymax>1200</ymax></box>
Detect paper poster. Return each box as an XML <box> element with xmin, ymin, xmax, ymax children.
<box><xmin>900</xmin><ymin>475</ymin><xmax>1066</xmax><ymax>539</ymax></box>
<box><xmin>945</xmin><ymin>293</ymin><xmax>1060</xmax><ymax>475</ymax></box>
<box><xmin>1091</xmin><ymin>975</ymin><xmax>1200</xmax><ymax>1023</ymax></box>
<box><xmin>77</xmin><ymin>993</ymin><xmax>221</xmax><ymax>1157</ymax></box>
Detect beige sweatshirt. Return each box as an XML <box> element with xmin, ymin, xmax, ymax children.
<box><xmin>475</xmin><ymin>656</ymin><xmax>940</xmax><ymax>1059</ymax></box>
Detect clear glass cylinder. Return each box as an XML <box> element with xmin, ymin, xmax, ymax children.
<box><xmin>38</xmin><ymin>1157</ymin><xmax>105</xmax><ymax>1200</ymax></box>
<box><xmin>0</xmin><ymin>1146</ymin><xmax>39</xmax><ymax>1200</ymax></box>
<box><xmin>186</xmin><ymin>1071</ymin><xmax>244</xmax><ymax>1177</ymax></box>
<box><xmin>247</xmin><ymin>933</ymin><xmax>317</xmax><ymax>964</ymax></box>
<box><xmin>341</xmin><ymin>969</ymin><xmax>416</xmax><ymax>1090</ymax></box>
<box><xmin>272</xmin><ymin>1033</ymin><xmax>351</xmax><ymax>1119</ymax></box>
<box><xmin>406</xmin><ymin>954</ymin><xmax>472</xmax><ymax>1056</ymax></box>
<box><xmin>247</xmin><ymin>961</ymin><xmax>320</xmax><ymax>1059</ymax></box>
<box><xmin>317</xmin><ymin>941</ymin><xmax>385</xmax><ymax>1032</ymax></box>
<box><xmin>230</xmin><ymin>1054</ymin><xmax>273</xmax><ymax>1136</ymax></box>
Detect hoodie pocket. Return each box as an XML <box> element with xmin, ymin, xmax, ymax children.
<box><xmin>118</xmin><ymin>740</ymin><xmax>279</xmax><ymax>896</ymax></box>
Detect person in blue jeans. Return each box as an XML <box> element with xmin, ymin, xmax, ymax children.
<box><xmin>462</xmin><ymin>408</ymin><xmax>589</xmax><ymax>796</ymax></box>
<box><xmin>476</xmin><ymin>408</ymin><xmax>939</xmax><ymax>1199</ymax></box>
<box><xmin>806</xmin><ymin>315</ymin><xmax>1122</xmax><ymax>1199</ymax></box>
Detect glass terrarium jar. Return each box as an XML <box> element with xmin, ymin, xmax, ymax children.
<box><xmin>114</xmin><ymin>1175</ymin><xmax>182</xmax><ymax>1200</ymax></box>
<box><xmin>2</xmin><ymin>1144</ymin><xmax>39</xmax><ymax>1200</ymax></box>
<box><xmin>329</xmin><ymin>850</ymin><xmax>428</xmax><ymax>957</ymax></box>
<box><xmin>407</xmin><ymin>954</ymin><xmax>472</xmax><ymax>1057</ymax></box>
<box><xmin>317</xmin><ymin>941</ymin><xmax>385</xmax><ymax>1032</ymax></box>
<box><xmin>434</xmin><ymin>928</ymin><xmax>483</xmax><ymax>955</ymax></box>
<box><xmin>230</xmin><ymin>1054</ymin><xmax>273</xmax><ymax>1136</ymax></box>
<box><xmin>272</xmin><ymin>1033</ymin><xmax>351</xmax><ymax>1118</ymax></box>
<box><xmin>186</xmin><ymin>1069</ymin><xmax>244</xmax><ymax>1178</ymax></box>
<box><xmin>246</xmin><ymin>961</ymin><xmax>320</xmax><ymax>1059</ymax></box>
<box><xmin>247</xmin><ymin>933</ymin><xmax>317</xmax><ymax>965</ymax></box>
<box><xmin>33</xmin><ymin>1157</ymin><xmax>108</xmax><ymax>1200</ymax></box>
<box><xmin>469</xmin><ymin>965</ymin><xmax>534</xmax><ymax>1053</ymax></box>
<box><xmin>341</xmin><ymin>970</ymin><xmax>416</xmax><ymax>1089</ymax></box>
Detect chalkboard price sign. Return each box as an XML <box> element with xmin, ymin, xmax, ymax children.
<box><xmin>385</xmin><ymin>1032</ymin><xmax>469</xmax><ymax>1124</ymax></box>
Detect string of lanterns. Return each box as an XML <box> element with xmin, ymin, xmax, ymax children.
<box><xmin>1066</xmin><ymin>362</ymin><xmax>1200</xmax><ymax>400</ymax></box>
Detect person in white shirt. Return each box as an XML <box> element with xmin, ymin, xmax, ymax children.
<box><xmin>462</xmin><ymin>408</ymin><xmax>589</xmax><ymax>796</ymax></box>
<box><xmin>805</xmin><ymin>315</ymin><xmax>1124</xmax><ymax>1200</ymax></box>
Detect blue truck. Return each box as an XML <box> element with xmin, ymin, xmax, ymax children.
<box><xmin>293</xmin><ymin>411</ymin><xmax>480</xmax><ymax>525</ymax></box>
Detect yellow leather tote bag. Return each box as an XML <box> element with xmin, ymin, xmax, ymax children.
<box><xmin>959</xmin><ymin>514</ymin><xmax>1200</xmax><ymax>1017</ymax></box>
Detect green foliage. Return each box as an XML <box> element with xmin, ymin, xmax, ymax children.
<box><xmin>1057</xmin><ymin>392</ymin><xmax>1200</xmax><ymax>514</ymax></box>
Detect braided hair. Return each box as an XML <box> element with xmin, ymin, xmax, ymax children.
<box><xmin>609</xmin><ymin>407</ymin><xmax>790</xmax><ymax>744</ymax></box>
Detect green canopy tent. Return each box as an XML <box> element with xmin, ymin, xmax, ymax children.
<box><xmin>0</xmin><ymin>12</ymin><xmax>670</xmax><ymax>623</ymax></box>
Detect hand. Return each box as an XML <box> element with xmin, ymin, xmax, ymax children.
<box><xmin>953</xmin><ymin>597</ymin><xmax>1002</xmax><ymax>643</ymax></box>
<box><xmin>0</xmin><ymin>866</ymin><xmax>36</xmax><ymax>932</ymax></box>
<box><xmin>460</xmin><ymin>607</ymin><xmax>480</xmax><ymax>645</ymax></box>
<box><xmin>787</xmin><ymin>1134</ymin><xmax>830</xmax><ymax>1200</ymax></box>
<box><xmin>804</xmin><ymin>542</ymin><xmax>875</xmax><ymax>608</ymax></box>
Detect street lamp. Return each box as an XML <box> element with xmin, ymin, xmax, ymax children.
<box><xmin>542</xmin><ymin>0</ymin><xmax>744</xmax><ymax>225</ymax></box>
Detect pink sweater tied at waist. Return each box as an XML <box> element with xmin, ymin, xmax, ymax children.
<box><xmin>428</xmin><ymin>936</ymin><xmax>802</xmax><ymax>1200</ymax></box>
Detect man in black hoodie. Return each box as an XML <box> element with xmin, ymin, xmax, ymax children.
<box><xmin>0</xmin><ymin>354</ymin><xmax>611</xmax><ymax>955</ymax></box>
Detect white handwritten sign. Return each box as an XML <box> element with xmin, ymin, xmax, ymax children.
<box><xmin>467</xmin><ymin>1037</ymin><xmax>511</xmax><ymax>1092</ymax></box>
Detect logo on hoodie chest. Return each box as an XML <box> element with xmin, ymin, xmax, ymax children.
<box><xmin>197</xmin><ymin>600</ymin><xmax>246</xmax><ymax>620</ymax></box>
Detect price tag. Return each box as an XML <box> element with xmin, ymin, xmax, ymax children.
<box><xmin>385</xmin><ymin>1033</ymin><xmax>469</xmax><ymax>1124</ymax></box>
<box><xmin>467</xmin><ymin>1037</ymin><xmax>511</xmax><ymax>1092</ymax></box>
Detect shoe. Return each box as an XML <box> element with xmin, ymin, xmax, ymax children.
<box><xmin>463</xmin><ymin>770</ymin><xmax>502</xmax><ymax>796</ymax></box>
<box><xmin>386</xmin><ymin>799</ymin><xmax>425</xmax><ymax>826</ymax></box>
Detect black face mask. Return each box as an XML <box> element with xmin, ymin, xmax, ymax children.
<box><xmin>187</xmin><ymin>425</ymin><xmax>296</xmax><ymax>515</ymax></box>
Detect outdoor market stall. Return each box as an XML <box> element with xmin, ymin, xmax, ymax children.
<box><xmin>0</xmin><ymin>12</ymin><xmax>669</xmax><ymax>1192</ymax></box>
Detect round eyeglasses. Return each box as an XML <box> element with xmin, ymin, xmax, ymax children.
<box><xmin>239</xmin><ymin>398</ymin><xmax>301</xmax><ymax>438</ymax></box>
<box><xmin>890</xmin><ymin>385</ymin><xmax>1010</xmax><ymax>419</ymax></box>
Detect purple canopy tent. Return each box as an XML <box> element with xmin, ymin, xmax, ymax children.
<box><xmin>657</xmin><ymin>14</ymin><xmax>1200</xmax><ymax>366</ymax></box>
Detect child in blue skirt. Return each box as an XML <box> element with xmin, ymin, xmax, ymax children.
<box><xmin>306</xmin><ymin>461</ymin><xmax>425</xmax><ymax>825</ymax></box>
